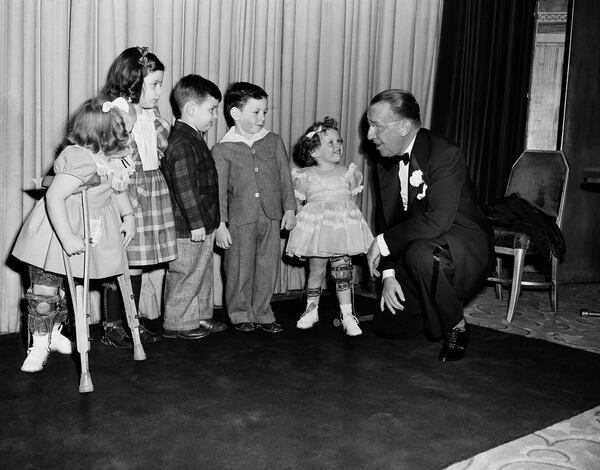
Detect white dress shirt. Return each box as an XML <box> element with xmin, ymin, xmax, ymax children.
<box><xmin>376</xmin><ymin>135</ymin><xmax>417</xmax><ymax>280</ymax></box>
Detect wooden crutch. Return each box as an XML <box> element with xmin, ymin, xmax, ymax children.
<box><xmin>111</xmin><ymin>194</ymin><xmax>146</xmax><ymax>362</ymax></box>
<box><xmin>61</xmin><ymin>184</ymin><xmax>95</xmax><ymax>393</ymax></box>
<box><xmin>42</xmin><ymin>175</ymin><xmax>97</xmax><ymax>393</ymax></box>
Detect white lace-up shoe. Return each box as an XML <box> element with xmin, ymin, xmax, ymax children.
<box><xmin>21</xmin><ymin>334</ymin><xmax>50</xmax><ymax>373</ymax></box>
<box><xmin>341</xmin><ymin>312</ymin><xmax>362</xmax><ymax>336</ymax></box>
<box><xmin>49</xmin><ymin>324</ymin><xmax>72</xmax><ymax>354</ymax></box>
<box><xmin>296</xmin><ymin>303</ymin><xmax>319</xmax><ymax>329</ymax></box>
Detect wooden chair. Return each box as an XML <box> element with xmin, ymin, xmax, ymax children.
<box><xmin>487</xmin><ymin>150</ymin><xmax>569</xmax><ymax>322</ymax></box>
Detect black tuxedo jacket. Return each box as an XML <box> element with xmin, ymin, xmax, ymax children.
<box><xmin>373</xmin><ymin>128</ymin><xmax>492</xmax><ymax>299</ymax></box>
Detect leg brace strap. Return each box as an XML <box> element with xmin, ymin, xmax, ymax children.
<box><xmin>306</xmin><ymin>287</ymin><xmax>322</xmax><ymax>298</ymax></box>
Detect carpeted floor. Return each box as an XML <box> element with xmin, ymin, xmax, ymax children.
<box><xmin>1</xmin><ymin>292</ymin><xmax>600</xmax><ymax>470</ymax></box>
<box><xmin>464</xmin><ymin>283</ymin><xmax>600</xmax><ymax>354</ymax></box>
<box><xmin>448</xmin><ymin>283</ymin><xmax>600</xmax><ymax>469</ymax></box>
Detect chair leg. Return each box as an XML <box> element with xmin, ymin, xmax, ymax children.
<box><xmin>494</xmin><ymin>257</ymin><xmax>503</xmax><ymax>300</ymax></box>
<box><xmin>506</xmin><ymin>248</ymin><xmax>526</xmax><ymax>323</ymax></box>
<box><xmin>550</xmin><ymin>255</ymin><xmax>558</xmax><ymax>312</ymax></box>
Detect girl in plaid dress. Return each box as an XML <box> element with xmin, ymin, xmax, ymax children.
<box><xmin>99</xmin><ymin>47</ymin><xmax>177</xmax><ymax>346</ymax></box>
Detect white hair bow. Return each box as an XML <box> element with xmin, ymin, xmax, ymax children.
<box><xmin>305</xmin><ymin>126</ymin><xmax>323</xmax><ymax>139</ymax></box>
<box><xmin>102</xmin><ymin>97</ymin><xmax>130</xmax><ymax>113</ymax></box>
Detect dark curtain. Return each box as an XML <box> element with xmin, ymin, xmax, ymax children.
<box><xmin>430</xmin><ymin>0</ymin><xmax>537</xmax><ymax>205</ymax></box>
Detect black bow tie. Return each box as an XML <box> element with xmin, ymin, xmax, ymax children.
<box><xmin>382</xmin><ymin>153</ymin><xmax>410</xmax><ymax>167</ymax></box>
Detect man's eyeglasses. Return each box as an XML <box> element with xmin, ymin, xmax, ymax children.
<box><xmin>367</xmin><ymin>119</ymin><xmax>403</xmax><ymax>132</ymax></box>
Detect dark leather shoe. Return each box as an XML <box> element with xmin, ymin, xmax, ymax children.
<box><xmin>438</xmin><ymin>324</ymin><xmax>470</xmax><ymax>362</ymax></box>
<box><xmin>163</xmin><ymin>327</ymin><xmax>210</xmax><ymax>340</ymax></box>
<box><xmin>234</xmin><ymin>322</ymin><xmax>256</xmax><ymax>332</ymax></box>
<box><xmin>254</xmin><ymin>322</ymin><xmax>284</xmax><ymax>334</ymax></box>
<box><xmin>198</xmin><ymin>319</ymin><xmax>228</xmax><ymax>333</ymax></box>
<box><xmin>101</xmin><ymin>322</ymin><xmax>132</xmax><ymax>349</ymax></box>
<box><xmin>138</xmin><ymin>324</ymin><xmax>162</xmax><ymax>344</ymax></box>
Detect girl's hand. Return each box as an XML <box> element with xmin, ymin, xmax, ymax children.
<box><xmin>281</xmin><ymin>210</ymin><xmax>297</xmax><ymax>231</ymax></box>
<box><xmin>120</xmin><ymin>215</ymin><xmax>136</xmax><ymax>247</ymax></box>
<box><xmin>62</xmin><ymin>233</ymin><xmax>86</xmax><ymax>256</ymax></box>
<box><xmin>216</xmin><ymin>224</ymin><xmax>232</xmax><ymax>249</ymax></box>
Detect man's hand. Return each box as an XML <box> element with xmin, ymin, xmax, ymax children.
<box><xmin>190</xmin><ymin>227</ymin><xmax>206</xmax><ymax>242</ymax></box>
<box><xmin>380</xmin><ymin>277</ymin><xmax>405</xmax><ymax>313</ymax></box>
<box><xmin>367</xmin><ymin>239</ymin><xmax>381</xmax><ymax>277</ymax></box>
<box><xmin>281</xmin><ymin>210</ymin><xmax>297</xmax><ymax>231</ymax></box>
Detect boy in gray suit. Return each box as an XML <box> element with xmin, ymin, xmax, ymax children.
<box><xmin>213</xmin><ymin>82</ymin><xmax>296</xmax><ymax>333</ymax></box>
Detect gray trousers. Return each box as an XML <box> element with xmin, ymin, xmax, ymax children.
<box><xmin>224</xmin><ymin>212</ymin><xmax>280</xmax><ymax>324</ymax></box>
<box><xmin>163</xmin><ymin>235</ymin><xmax>215</xmax><ymax>331</ymax></box>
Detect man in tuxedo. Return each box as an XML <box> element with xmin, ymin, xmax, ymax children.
<box><xmin>366</xmin><ymin>89</ymin><xmax>492</xmax><ymax>361</ymax></box>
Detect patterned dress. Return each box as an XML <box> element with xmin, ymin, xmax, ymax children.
<box><xmin>12</xmin><ymin>146</ymin><xmax>132</xmax><ymax>279</ymax></box>
<box><xmin>126</xmin><ymin>108</ymin><xmax>177</xmax><ymax>266</ymax></box>
<box><xmin>286</xmin><ymin>163</ymin><xmax>374</xmax><ymax>258</ymax></box>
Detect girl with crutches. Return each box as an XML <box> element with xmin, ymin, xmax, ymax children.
<box><xmin>13</xmin><ymin>97</ymin><xmax>137</xmax><ymax>373</ymax></box>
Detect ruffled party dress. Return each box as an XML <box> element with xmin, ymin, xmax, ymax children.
<box><xmin>286</xmin><ymin>163</ymin><xmax>373</xmax><ymax>258</ymax></box>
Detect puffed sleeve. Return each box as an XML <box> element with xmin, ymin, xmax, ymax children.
<box><xmin>53</xmin><ymin>146</ymin><xmax>98</xmax><ymax>184</ymax></box>
<box><xmin>291</xmin><ymin>168</ymin><xmax>308</xmax><ymax>201</ymax></box>
<box><xmin>344</xmin><ymin>163</ymin><xmax>364</xmax><ymax>196</ymax></box>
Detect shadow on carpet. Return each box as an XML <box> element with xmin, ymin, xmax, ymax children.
<box><xmin>1</xmin><ymin>294</ymin><xmax>599</xmax><ymax>470</ymax></box>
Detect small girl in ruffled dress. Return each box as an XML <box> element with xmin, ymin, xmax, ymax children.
<box><xmin>286</xmin><ymin>117</ymin><xmax>374</xmax><ymax>336</ymax></box>
<box><xmin>12</xmin><ymin>96</ymin><xmax>137</xmax><ymax>372</ymax></box>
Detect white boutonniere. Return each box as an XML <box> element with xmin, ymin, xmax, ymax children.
<box><xmin>409</xmin><ymin>169</ymin><xmax>428</xmax><ymax>200</ymax></box>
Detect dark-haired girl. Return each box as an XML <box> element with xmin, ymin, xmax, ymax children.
<box><xmin>286</xmin><ymin>117</ymin><xmax>373</xmax><ymax>336</ymax></box>
<box><xmin>99</xmin><ymin>47</ymin><xmax>176</xmax><ymax>346</ymax></box>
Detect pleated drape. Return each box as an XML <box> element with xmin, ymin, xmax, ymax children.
<box><xmin>0</xmin><ymin>0</ymin><xmax>442</xmax><ymax>333</ymax></box>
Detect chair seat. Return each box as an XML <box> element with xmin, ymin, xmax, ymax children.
<box><xmin>492</xmin><ymin>228</ymin><xmax>532</xmax><ymax>251</ymax></box>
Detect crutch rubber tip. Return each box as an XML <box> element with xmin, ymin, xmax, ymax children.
<box><xmin>333</xmin><ymin>318</ymin><xmax>341</xmax><ymax>327</ymax></box>
<box><xmin>581</xmin><ymin>309</ymin><xmax>600</xmax><ymax>317</ymax></box>
<box><xmin>79</xmin><ymin>374</ymin><xmax>94</xmax><ymax>393</ymax></box>
<box><xmin>133</xmin><ymin>346</ymin><xmax>146</xmax><ymax>361</ymax></box>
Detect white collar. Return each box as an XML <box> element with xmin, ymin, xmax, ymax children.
<box><xmin>404</xmin><ymin>134</ymin><xmax>417</xmax><ymax>158</ymax></box>
<box><xmin>219</xmin><ymin>127</ymin><xmax>270</xmax><ymax>147</ymax></box>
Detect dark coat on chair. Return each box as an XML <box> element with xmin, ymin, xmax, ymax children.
<box><xmin>374</xmin><ymin>128</ymin><xmax>492</xmax><ymax>301</ymax></box>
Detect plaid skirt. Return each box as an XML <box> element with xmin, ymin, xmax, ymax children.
<box><xmin>126</xmin><ymin>167</ymin><xmax>177</xmax><ymax>266</ymax></box>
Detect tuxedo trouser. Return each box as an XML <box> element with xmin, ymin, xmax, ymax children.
<box><xmin>372</xmin><ymin>238</ymin><xmax>463</xmax><ymax>340</ymax></box>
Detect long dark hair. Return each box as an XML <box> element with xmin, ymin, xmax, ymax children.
<box><xmin>100</xmin><ymin>46</ymin><xmax>164</xmax><ymax>104</ymax></box>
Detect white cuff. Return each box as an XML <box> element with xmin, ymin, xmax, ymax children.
<box><xmin>376</xmin><ymin>233</ymin><xmax>390</xmax><ymax>257</ymax></box>
<box><xmin>382</xmin><ymin>269</ymin><xmax>395</xmax><ymax>280</ymax></box>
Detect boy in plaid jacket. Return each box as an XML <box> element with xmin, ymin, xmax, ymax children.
<box><xmin>161</xmin><ymin>75</ymin><xmax>227</xmax><ymax>339</ymax></box>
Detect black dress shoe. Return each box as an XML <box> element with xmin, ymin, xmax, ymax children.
<box><xmin>438</xmin><ymin>324</ymin><xmax>470</xmax><ymax>362</ymax></box>
<box><xmin>233</xmin><ymin>322</ymin><xmax>256</xmax><ymax>332</ymax></box>
<box><xmin>198</xmin><ymin>319</ymin><xmax>228</xmax><ymax>333</ymax></box>
<box><xmin>163</xmin><ymin>326</ymin><xmax>211</xmax><ymax>340</ymax></box>
<box><xmin>254</xmin><ymin>322</ymin><xmax>283</xmax><ymax>334</ymax></box>
<box><xmin>138</xmin><ymin>324</ymin><xmax>162</xmax><ymax>344</ymax></box>
<box><xmin>102</xmin><ymin>322</ymin><xmax>133</xmax><ymax>349</ymax></box>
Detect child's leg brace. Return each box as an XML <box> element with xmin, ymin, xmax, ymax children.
<box><xmin>26</xmin><ymin>267</ymin><xmax>67</xmax><ymax>343</ymax></box>
<box><xmin>331</xmin><ymin>255</ymin><xmax>353</xmax><ymax>294</ymax></box>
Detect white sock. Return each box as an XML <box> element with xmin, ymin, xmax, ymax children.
<box><xmin>340</xmin><ymin>304</ymin><xmax>352</xmax><ymax>316</ymax></box>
